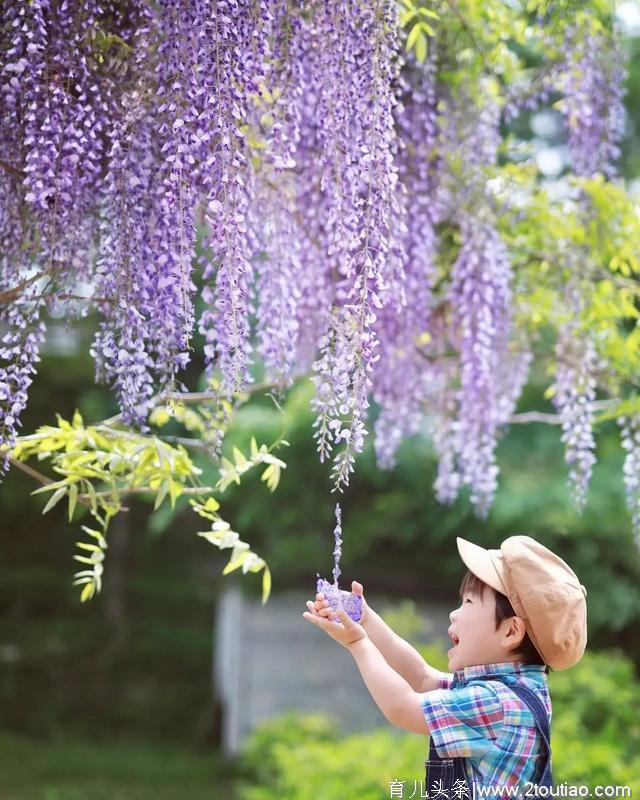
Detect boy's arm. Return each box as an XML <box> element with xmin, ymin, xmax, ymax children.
<box><xmin>304</xmin><ymin>606</ymin><xmax>431</xmax><ymax>736</ymax></box>
<box><xmin>347</xmin><ymin>635</ymin><xmax>431</xmax><ymax>736</ymax></box>
<box><xmin>312</xmin><ymin>584</ymin><xmax>448</xmax><ymax>693</ymax></box>
<box><xmin>363</xmin><ymin>607</ymin><xmax>447</xmax><ymax>693</ymax></box>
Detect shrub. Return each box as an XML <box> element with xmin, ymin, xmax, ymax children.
<box><xmin>237</xmin><ymin>649</ymin><xmax>640</xmax><ymax>799</ymax></box>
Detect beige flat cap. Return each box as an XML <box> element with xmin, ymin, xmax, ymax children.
<box><xmin>456</xmin><ymin>535</ymin><xmax>588</xmax><ymax>671</ymax></box>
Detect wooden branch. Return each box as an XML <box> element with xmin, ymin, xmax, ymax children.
<box><xmin>159</xmin><ymin>435</ymin><xmax>212</xmax><ymax>452</ymax></box>
<box><xmin>509</xmin><ymin>399</ymin><xmax>617</xmax><ymax>425</ymax></box>
<box><xmin>0</xmin><ymin>269</ymin><xmax>51</xmax><ymax>305</ymax></box>
<box><xmin>100</xmin><ymin>380</ymin><xmax>277</xmax><ymax>427</ymax></box>
<box><xmin>0</xmin><ymin>158</ymin><xmax>23</xmax><ymax>179</ymax></box>
<box><xmin>508</xmin><ymin>411</ymin><xmax>561</xmax><ymax>425</ymax></box>
<box><xmin>8</xmin><ymin>455</ymin><xmax>130</xmax><ymax>513</ymax></box>
<box><xmin>78</xmin><ymin>485</ymin><xmax>213</xmax><ymax>501</ymax></box>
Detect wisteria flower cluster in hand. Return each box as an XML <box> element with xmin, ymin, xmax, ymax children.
<box><xmin>316</xmin><ymin>503</ymin><xmax>363</xmax><ymax>623</ymax></box>
<box><xmin>0</xmin><ymin>2</ymin><xmax>633</xmax><ymax>530</ymax></box>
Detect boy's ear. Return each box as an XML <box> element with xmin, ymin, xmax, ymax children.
<box><xmin>500</xmin><ymin>615</ymin><xmax>527</xmax><ymax>650</ymax></box>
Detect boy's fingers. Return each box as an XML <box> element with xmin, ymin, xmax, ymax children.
<box><xmin>335</xmin><ymin>609</ymin><xmax>352</xmax><ymax>626</ymax></box>
<box><xmin>307</xmin><ymin>601</ymin><xmax>333</xmax><ymax>618</ymax></box>
<box><xmin>352</xmin><ymin>581</ymin><xmax>363</xmax><ymax>596</ymax></box>
<box><xmin>303</xmin><ymin>611</ymin><xmax>333</xmax><ymax>631</ymax></box>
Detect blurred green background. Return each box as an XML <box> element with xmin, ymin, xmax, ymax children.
<box><xmin>2</xmin><ymin>332</ymin><xmax>640</xmax><ymax>798</ymax></box>
<box><xmin>3</xmin><ymin>10</ymin><xmax>640</xmax><ymax>800</ymax></box>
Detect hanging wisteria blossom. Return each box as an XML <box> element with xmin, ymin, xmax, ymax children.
<box><xmin>0</xmin><ymin>0</ymin><xmax>637</xmax><ymax>536</ymax></box>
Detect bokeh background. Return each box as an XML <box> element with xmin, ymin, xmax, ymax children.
<box><xmin>2</xmin><ymin>5</ymin><xmax>640</xmax><ymax>800</ymax></box>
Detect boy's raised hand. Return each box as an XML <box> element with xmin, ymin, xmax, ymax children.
<box><xmin>302</xmin><ymin>606</ymin><xmax>367</xmax><ymax>649</ymax></box>
<box><xmin>306</xmin><ymin>580</ymin><xmax>370</xmax><ymax>626</ymax></box>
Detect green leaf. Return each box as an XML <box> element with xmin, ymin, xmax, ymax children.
<box><xmin>80</xmin><ymin>582</ymin><xmax>95</xmax><ymax>602</ymax></box>
<box><xmin>168</xmin><ymin>479</ymin><xmax>182</xmax><ymax>509</ymax></box>
<box><xmin>222</xmin><ymin>550</ymin><xmax>250</xmax><ymax>575</ymax></box>
<box><xmin>406</xmin><ymin>23</ymin><xmax>421</xmax><ymax>52</ymax></box>
<box><xmin>595</xmin><ymin>395</ymin><xmax>640</xmax><ymax>424</ymax></box>
<box><xmin>75</xmin><ymin>542</ymin><xmax>102</xmax><ymax>553</ymax></box>
<box><xmin>400</xmin><ymin>9</ymin><xmax>417</xmax><ymax>25</ymax></box>
<box><xmin>415</xmin><ymin>30</ymin><xmax>427</xmax><ymax>62</ymax></box>
<box><xmin>154</xmin><ymin>479</ymin><xmax>170</xmax><ymax>510</ymax></box>
<box><xmin>86</xmin><ymin>481</ymin><xmax>97</xmax><ymax>515</ymax></box>
<box><xmin>42</xmin><ymin>486</ymin><xmax>68</xmax><ymax>515</ymax></box>
<box><xmin>203</xmin><ymin>496</ymin><xmax>220</xmax><ymax>513</ymax></box>
<box><xmin>233</xmin><ymin>446</ymin><xmax>248</xmax><ymax>470</ymax></box>
<box><xmin>31</xmin><ymin>478</ymin><xmax>71</xmax><ymax>495</ymax></box>
<box><xmin>149</xmin><ymin>407</ymin><xmax>171</xmax><ymax>427</ymax></box>
<box><xmin>261</xmin><ymin>566</ymin><xmax>272</xmax><ymax>605</ymax></box>
<box><xmin>68</xmin><ymin>483</ymin><xmax>78</xmax><ymax>521</ymax></box>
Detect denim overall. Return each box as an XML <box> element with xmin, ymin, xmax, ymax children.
<box><xmin>425</xmin><ymin>678</ymin><xmax>553</xmax><ymax>798</ymax></box>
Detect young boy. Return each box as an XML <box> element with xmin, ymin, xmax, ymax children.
<box><xmin>303</xmin><ymin>534</ymin><xmax>587</xmax><ymax>796</ymax></box>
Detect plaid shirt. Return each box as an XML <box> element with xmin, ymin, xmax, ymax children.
<box><xmin>419</xmin><ymin>661</ymin><xmax>551</xmax><ymax>792</ymax></box>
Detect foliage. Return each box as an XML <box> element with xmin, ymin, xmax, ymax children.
<box><xmin>236</xmin><ymin>649</ymin><xmax>640</xmax><ymax>799</ymax></box>
<box><xmin>549</xmin><ymin>649</ymin><xmax>640</xmax><ymax>786</ymax></box>
<box><xmin>237</xmin><ymin>712</ymin><xmax>425</xmax><ymax>800</ymax></box>
<box><xmin>9</xmin><ymin>408</ymin><xmax>285</xmax><ymax>603</ymax></box>
<box><xmin>0</xmin><ymin>733</ymin><xmax>238</xmax><ymax>800</ymax></box>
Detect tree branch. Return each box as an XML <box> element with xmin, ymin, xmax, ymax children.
<box><xmin>8</xmin><ymin>455</ymin><xmax>130</xmax><ymax>512</ymax></box>
<box><xmin>78</xmin><ymin>485</ymin><xmax>213</xmax><ymax>501</ymax></box>
<box><xmin>0</xmin><ymin>269</ymin><xmax>52</xmax><ymax>305</ymax></box>
<box><xmin>0</xmin><ymin>158</ymin><xmax>23</xmax><ymax>179</ymax></box>
<box><xmin>100</xmin><ymin>381</ymin><xmax>277</xmax><ymax>427</ymax></box>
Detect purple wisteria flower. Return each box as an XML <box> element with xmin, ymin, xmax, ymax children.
<box><xmin>373</xmin><ymin>51</ymin><xmax>439</xmax><ymax>470</ymax></box>
<box><xmin>558</xmin><ymin>25</ymin><xmax>627</xmax><ymax>178</ymax></box>
<box><xmin>450</xmin><ymin>215</ymin><xmax>513</xmax><ymax>516</ymax></box>
<box><xmin>310</xmin><ymin>0</ymin><xmax>406</xmax><ymax>490</ymax></box>
<box><xmin>316</xmin><ymin>503</ymin><xmax>363</xmax><ymax>623</ymax></box>
<box><xmin>197</xmin><ymin>0</ymin><xmax>273</xmax><ymax>398</ymax></box>
<box><xmin>552</xmin><ymin>323</ymin><xmax>597</xmax><ymax>512</ymax></box>
<box><xmin>0</xmin><ymin>0</ymin><xmax>633</xmax><ymax>535</ymax></box>
<box><xmin>619</xmin><ymin>416</ymin><xmax>640</xmax><ymax>547</ymax></box>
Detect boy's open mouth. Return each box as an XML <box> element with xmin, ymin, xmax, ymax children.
<box><xmin>448</xmin><ymin>629</ymin><xmax>460</xmax><ymax>647</ymax></box>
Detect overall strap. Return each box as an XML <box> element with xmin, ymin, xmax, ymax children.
<box><xmin>424</xmin><ymin>677</ymin><xmax>553</xmax><ymax>793</ymax></box>
<box><xmin>425</xmin><ymin>736</ymin><xmax>469</xmax><ymax>792</ymax></box>
<box><xmin>502</xmin><ymin>681</ymin><xmax>553</xmax><ymax>789</ymax></box>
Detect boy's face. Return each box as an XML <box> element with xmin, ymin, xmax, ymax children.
<box><xmin>447</xmin><ymin>584</ymin><xmax>520</xmax><ymax>671</ymax></box>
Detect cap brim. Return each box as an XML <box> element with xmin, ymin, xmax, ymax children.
<box><xmin>457</xmin><ymin>537</ymin><xmax>508</xmax><ymax>596</ymax></box>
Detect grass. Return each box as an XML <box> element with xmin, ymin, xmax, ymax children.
<box><xmin>0</xmin><ymin>732</ymin><xmax>240</xmax><ymax>800</ymax></box>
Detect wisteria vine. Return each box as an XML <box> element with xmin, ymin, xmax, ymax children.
<box><xmin>0</xmin><ymin>1</ymin><xmax>636</xmax><ymax>534</ymax></box>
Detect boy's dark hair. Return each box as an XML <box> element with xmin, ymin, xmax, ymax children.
<box><xmin>460</xmin><ymin>570</ymin><xmax>549</xmax><ymax>671</ymax></box>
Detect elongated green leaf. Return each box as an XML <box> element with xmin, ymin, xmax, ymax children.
<box><xmin>415</xmin><ymin>30</ymin><xmax>427</xmax><ymax>61</ymax></box>
<box><xmin>406</xmin><ymin>23</ymin><xmax>421</xmax><ymax>51</ymax></box>
<box><xmin>85</xmin><ymin>481</ymin><xmax>97</xmax><ymax>515</ymax></box>
<box><xmin>68</xmin><ymin>483</ymin><xmax>78</xmax><ymax>521</ymax></box>
<box><xmin>222</xmin><ymin>550</ymin><xmax>250</xmax><ymax>575</ymax></box>
<box><xmin>261</xmin><ymin>566</ymin><xmax>271</xmax><ymax>605</ymax></box>
<box><xmin>31</xmin><ymin>478</ymin><xmax>71</xmax><ymax>495</ymax></box>
<box><xmin>42</xmin><ymin>486</ymin><xmax>68</xmax><ymax>515</ymax></box>
<box><xmin>400</xmin><ymin>9</ymin><xmax>417</xmax><ymax>25</ymax></box>
<box><xmin>154</xmin><ymin>479</ymin><xmax>170</xmax><ymax>510</ymax></box>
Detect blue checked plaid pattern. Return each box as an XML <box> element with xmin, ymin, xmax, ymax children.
<box><xmin>419</xmin><ymin>661</ymin><xmax>551</xmax><ymax>792</ymax></box>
